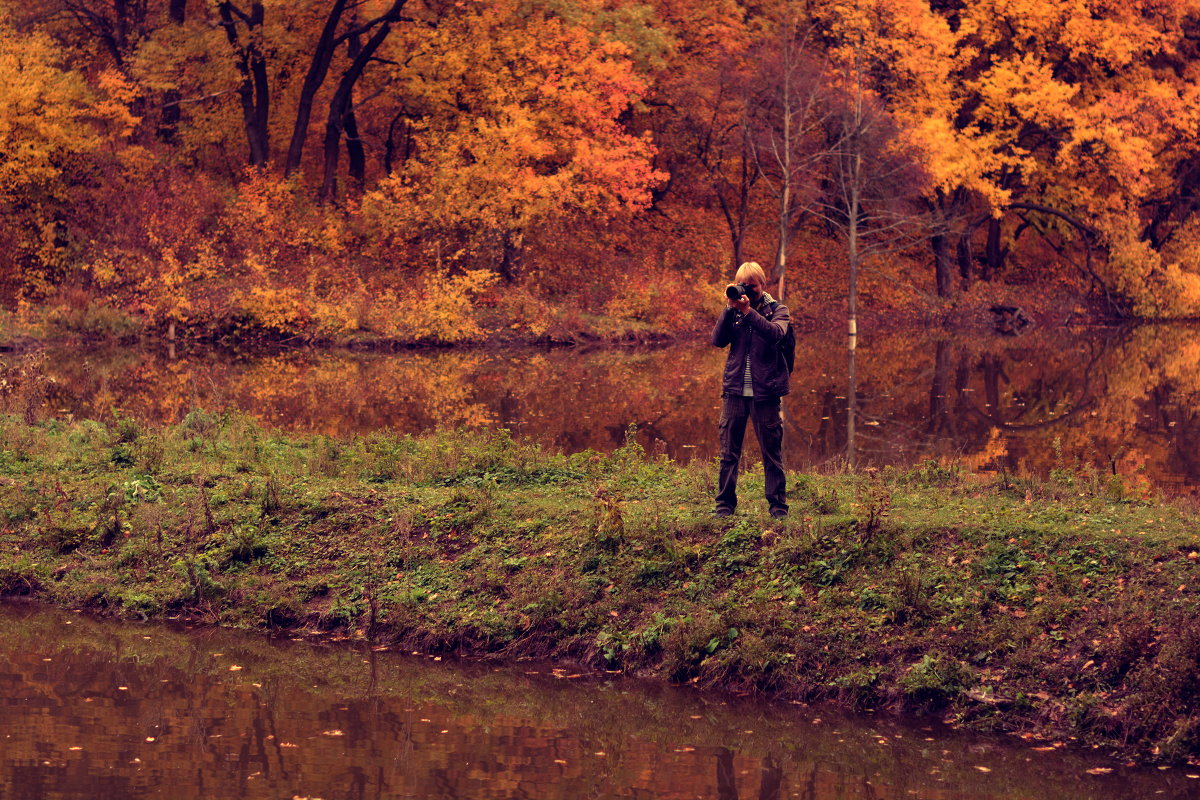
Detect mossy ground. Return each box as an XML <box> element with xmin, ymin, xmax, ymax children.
<box><xmin>1</xmin><ymin>411</ymin><xmax>1199</xmax><ymax>761</ymax></box>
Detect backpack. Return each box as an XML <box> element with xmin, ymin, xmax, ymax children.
<box><xmin>765</xmin><ymin>299</ymin><xmax>796</xmax><ymax>373</ymax></box>
<box><xmin>780</xmin><ymin>324</ymin><xmax>795</xmax><ymax>373</ymax></box>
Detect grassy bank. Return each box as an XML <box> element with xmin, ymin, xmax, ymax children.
<box><xmin>1</xmin><ymin>412</ymin><xmax>1199</xmax><ymax>761</ymax></box>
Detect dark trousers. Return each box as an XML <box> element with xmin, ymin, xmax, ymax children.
<box><xmin>716</xmin><ymin>395</ymin><xmax>787</xmax><ymax>513</ymax></box>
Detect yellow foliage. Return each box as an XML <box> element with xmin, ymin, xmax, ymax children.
<box><xmin>389</xmin><ymin>269</ymin><xmax>499</xmax><ymax>345</ymax></box>
<box><xmin>0</xmin><ymin>22</ymin><xmax>97</xmax><ymax>202</ymax></box>
<box><xmin>1139</xmin><ymin>216</ymin><xmax>1200</xmax><ymax>318</ymax></box>
<box><xmin>603</xmin><ymin>272</ymin><xmax>723</xmax><ymax>331</ymax></box>
<box><xmin>235</xmin><ymin>284</ymin><xmax>310</xmax><ymax>333</ymax></box>
<box><xmin>136</xmin><ymin>236</ymin><xmax>225</xmax><ymax>325</ymax></box>
<box><xmin>92</xmin><ymin>69</ymin><xmax>142</xmax><ymax>138</ymax></box>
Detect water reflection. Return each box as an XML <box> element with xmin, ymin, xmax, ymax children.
<box><xmin>0</xmin><ymin>602</ymin><xmax>1190</xmax><ymax>800</ymax></box>
<box><xmin>18</xmin><ymin>323</ymin><xmax>1200</xmax><ymax>494</ymax></box>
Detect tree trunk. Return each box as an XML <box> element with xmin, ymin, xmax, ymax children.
<box><xmin>319</xmin><ymin>0</ymin><xmax>406</xmax><ymax>203</ymax></box>
<box><xmin>156</xmin><ymin>0</ymin><xmax>188</xmax><ymax>142</ymax></box>
<box><xmin>847</xmin><ymin>152</ymin><xmax>861</xmax><ymax>349</ymax></box>
<box><xmin>927</xmin><ymin>192</ymin><xmax>956</xmax><ymax>298</ymax></box>
<box><xmin>774</xmin><ymin>183</ymin><xmax>789</xmax><ymax>301</ymax></box>
<box><xmin>250</xmin><ymin>13</ymin><xmax>270</xmax><ymax>162</ymax></box>
<box><xmin>983</xmin><ymin>217</ymin><xmax>1003</xmax><ymax>281</ymax></box>
<box><xmin>956</xmin><ymin>230</ymin><xmax>973</xmax><ymax>291</ymax></box>
<box><xmin>932</xmin><ymin>230</ymin><xmax>954</xmax><ymax>298</ymax></box>
<box><xmin>344</xmin><ymin>102</ymin><xmax>365</xmax><ymax>189</ymax></box>
<box><xmin>284</xmin><ymin>0</ymin><xmax>348</xmax><ymax>176</ymax></box>
<box><xmin>774</xmin><ymin>59</ymin><xmax>792</xmax><ymax>301</ymax></box>
<box><xmin>219</xmin><ymin>2</ymin><xmax>270</xmax><ymax>167</ymax></box>
<box><xmin>383</xmin><ymin>112</ymin><xmax>412</xmax><ymax>175</ymax></box>
<box><xmin>712</xmin><ymin>114</ymin><xmax>756</xmax><ymax>271</ymax></box>
<box><xmin>499</xmin><ymin>232</ymin><xmax>523</xmax><ymax>284</ymax></box>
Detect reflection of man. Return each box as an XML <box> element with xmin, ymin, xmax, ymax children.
<box><xmin>711</xmin><ymin>262</ymin><xmax>790</xmax><ymax>518</ymax></box>
<box><xmin>716</xmin><ymin>748</ymin><xmax>784</xmax><ymax>800</ymax></box>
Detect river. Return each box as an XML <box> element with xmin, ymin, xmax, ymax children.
<box><xmin>20</xmin><ymin>323</ymin><xmax>1200</xmax><ymax>495</ymax></box>
<box><xmin>1</xmin><ymin>603</ymin><xmax>1193</xmax><ymax>799</ymax></box>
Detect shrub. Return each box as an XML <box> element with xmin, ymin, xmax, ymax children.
<box><xmin>900</xmin><ymin>653</ymin><xmax>974</xmax><ymax>709</ymax></box>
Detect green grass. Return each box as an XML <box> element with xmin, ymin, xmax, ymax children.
<box><xmin>1</xmin><ymin>412</ymin><xmax>1199</xmax><ymax>761</ymax></box>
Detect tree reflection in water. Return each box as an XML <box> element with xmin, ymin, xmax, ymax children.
<box><xmin>17</xmin><ymin>323</ymin><xmax>1200</xmax><ymax>495</ymax></box>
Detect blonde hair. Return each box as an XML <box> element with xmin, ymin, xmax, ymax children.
<box><xmin>735</xmin><ymin>261</ymin><xmax>768</xmax><ymax>285</ymax></box>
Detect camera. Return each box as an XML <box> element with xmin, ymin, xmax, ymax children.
<box><xmin>725</xmin><ymin>283</ymin><xmax>750</xmax><ymax>301</ymax></box>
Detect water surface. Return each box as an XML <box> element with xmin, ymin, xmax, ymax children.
<box><xmin>20</xmin><ymin>324</ymin><xmax>1200</xmax><ymax>494</ymax></box>
<box><xmin>0</xmin><ymin>603</ymin><xmax>1190</xmax><ymax>799</ymax></box>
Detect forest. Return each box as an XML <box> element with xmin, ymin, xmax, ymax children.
<box><xmin>4</xmin><ymin>0</ymin><xmax>1200</xmax><ymax>342</ymax></box>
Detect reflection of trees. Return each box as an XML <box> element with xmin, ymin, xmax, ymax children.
<box><xmin>926</xmin><ymin>340</ymin><xmax>956</xmax><ymax>440</ymax></box>
<box><xmin>783</xmin><ymin>326</ymin><xmax>1200</xmax><ymax>493</ymax></box>
<box><xmin>957</xmin><ymin>346</ymin><xmax>1102</xmax><ymax>432</ymax></box>
<box><xmin>29</xmin><ymin>325</ymin><xmax>1200</xmax><ymax>492</ymax></box>
<box><xmin>38</xmin><ymin>344</ymin><xmax>721</xmax><ymax>459</ymax></box>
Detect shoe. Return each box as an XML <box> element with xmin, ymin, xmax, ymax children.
<box><xmin>769</xmin><ymin>508</ymin><xmax>788</xmax><ymax>519</ymax></box>
<box><xmin>713</xmin><ymin>507</ymin><xmax>734</xmax><ymax>518</ymax></box>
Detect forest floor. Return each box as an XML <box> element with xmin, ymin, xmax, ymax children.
<box><xmin>2</xmin><ymin>413</ymin><xmax>1199</xmax><ymax>763</ymax></box>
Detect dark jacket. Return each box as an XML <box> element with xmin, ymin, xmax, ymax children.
<box><xmin>711</xmin><ymin>293</ymin><xmax>791</xmax><ymax>398</ymax></box>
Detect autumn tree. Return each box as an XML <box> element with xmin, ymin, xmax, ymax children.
<box><xmin>746</xmin><ymin>14</ymin><xmax>831</xmax><ymax>301</ymax></box>
<box><xmin>0</xmin><ymin>6</ymin><xmax>137</xmax><ymax>300</ymax></box>
<box><xmin>365</xmin><ymin>0</ymin><xmax>664</xmax><ymax>282</ymax></box>
<box><xmin>803</xmin><ymin>0</ymin><xmax>949</xmax><ymax>335</ymax></box>
<box><xmin>924</xmin><ymin>0</ymin><xmax>1200</xmax><ymax>314</ymax></box>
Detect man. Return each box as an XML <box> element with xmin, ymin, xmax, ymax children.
<box><xmin>711</xmin><ymin>261</ymin><xmax>789</xmax><ymax>518</ymax></box>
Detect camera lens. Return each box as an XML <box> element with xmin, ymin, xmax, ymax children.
<box><xmin>725</xmin><ymin>285</ymin><xmax>746</xmax><ymax>301</ymax></box>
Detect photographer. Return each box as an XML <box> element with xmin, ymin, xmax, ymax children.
<box><xmin>711</xmin><ymin>262</ymin><xmax>790</xmax><ymax>518</ymax></box>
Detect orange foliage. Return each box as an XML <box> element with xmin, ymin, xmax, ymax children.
<box><xmin>6</xmin><ymin>0</ymin><xmax>1200</xmax><ymax>327</ymax></box>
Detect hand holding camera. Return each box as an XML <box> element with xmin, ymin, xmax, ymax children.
<box><xmin>725</xmin><ymin>283</ymin><xmax>751</xmax><ymax>313</ymax></box>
